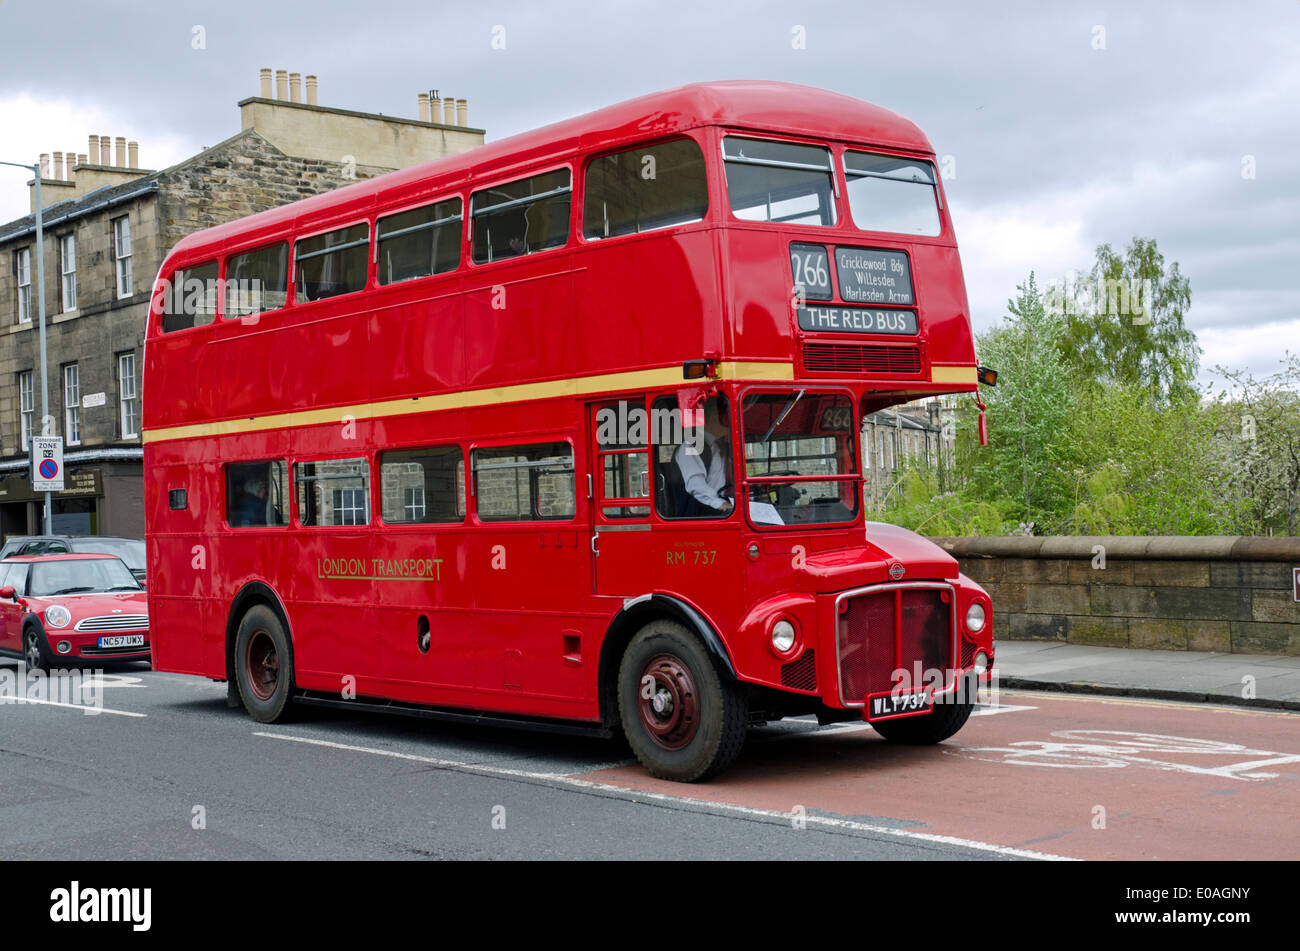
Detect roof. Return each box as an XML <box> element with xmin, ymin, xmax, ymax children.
<box><xmin>2</xmin><ymin>552</ymin><xmax>125</xmax><ymax>562</ymax></box>
<box><xmin>166</xmin><ymin>81</ymin><xmax>934</xmax><ymax>261</ymax></box>
<box><xmin>0</xmin><ymin>178</ymin><xmax>160</xmax><ymax>244</ymax></box>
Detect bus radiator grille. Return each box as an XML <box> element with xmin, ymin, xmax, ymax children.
<box><xmin>780</xmin><ymin>649</ymin><xmax>817</xmax><ymax>692</ymax></box>
<box><xmin>802</xmin><ymin>343</ymin><xmax>923</xmax><ymax>375</ymax></box>
<box><xmin>837</xmin><ymin>588</ymin><xmax>953</xmax><ymax>703</ymax></box>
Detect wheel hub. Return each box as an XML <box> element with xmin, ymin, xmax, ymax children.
<box><xmin>245</xmin><ymin>630</ymin><xmax>280</xmax><ymax>701</ymax></box>
<box><xmin>637</xmin><ymin>654</ymin><xmax>699</xmax><ymax>751</ymax></box>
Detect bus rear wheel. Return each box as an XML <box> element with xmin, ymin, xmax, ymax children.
<box><xmin>617</xmin><ymin>620</ymin><xmax>747</xmax><ymax>782</ymax></box>
<box><xmin>234</xmin><ymin>605</ymin><xmax>295</xmax><ymax>723</ymax></box>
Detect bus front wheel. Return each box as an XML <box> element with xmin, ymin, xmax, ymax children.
<box><xmin>617</xmin><ymin>620</ymin><xmax>747</xmax><ymax>782</ymax></box>
<box><xmin>869</xmin><ymin>698</ymin><xmax>973</xmax><ymax>744</ymax></box>
<box><xmin>234</xmin><ymin>605</ymin><xmax>295</xmax><ymax>723</ymax></box>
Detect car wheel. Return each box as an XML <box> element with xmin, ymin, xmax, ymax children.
<box><xmin>617</xmin><ymin>619</ymin><xmax>747</xmax><ymax>782</ymax></box>
<box><xmin>24</xmin><ymin>627</ymin><xmax>51</xmax><ymax>674</ymax></box>
<box><xmin>234</xmin><ymin>605</ymin><xmax>295</xmax><ymax>723</ymax></box>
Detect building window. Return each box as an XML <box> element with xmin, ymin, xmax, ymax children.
<box><xmin>63</xmin><ymin>363</ymin><xmax>80</xmax><ymax>445</ymax></box>
<box><xmin>113</xmin><ymin>216</ymin><xmax>133</xmax><ymax>299</ymax></box>
<box><xmin>15</xmin><ymin>248</ymin><xmax>31</xmax><ymax>322</ymax></box>
<box><xmin>118</xmin><ymin>352</ymin><xmax>138</xmax><ymax>438</ymax></box>
<box><xmin>59</xmin><ymin>234</ymin><xmax>77</xmax><ymax>312</ymax></box>
<box><xmin>403</xmin><ymin>487</ymin><xmax>426</xmax><ymax>521</ymax></box>
<box><xmin>18</xmin><ymin>371</ymin><xmax>33</xmax><ymax>451</ymax></box>
<box><xmin>331</xmin><ymin>487</ymin><xmax>367</xmax><ymax>526</ymax></box>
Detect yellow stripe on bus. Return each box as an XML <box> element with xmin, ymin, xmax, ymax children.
<box><xmin>141</xmin><ymin>360</ymin><xmax>797</xmax><ymax>444</ymax></box>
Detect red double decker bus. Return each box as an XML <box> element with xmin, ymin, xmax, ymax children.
<box><xmin>143</xmin><ymin>81</ymin><xmax>993</xmax><ymax>781</ymax></box>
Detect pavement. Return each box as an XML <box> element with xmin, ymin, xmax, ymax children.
<box><xmin>995</xmin><ymin>640</ymin><xmax>1300</xmax><ymax>711</ymax></box>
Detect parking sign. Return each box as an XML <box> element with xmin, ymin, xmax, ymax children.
<box><xmin>31</xmin><ymin>435</ymin><xmax>64</xmax><ymax>491</ymax></box>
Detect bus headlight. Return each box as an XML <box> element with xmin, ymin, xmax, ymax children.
<box><xmin>771</xmin><ymin>619</ymin><xmax>796</xmax><ymax>654</ymax></box>
<box><xmin>965</xmin><ymin>602</ymin><xmax>986</xmax><ymax>634</ymax></box>
<box><xmin>45</xmin><ymin>605</ymin><xmax>71</xmax><ymax>628</ymax></box>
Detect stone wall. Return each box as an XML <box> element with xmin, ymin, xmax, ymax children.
<box><xmin>932</xmin><ymin>536</ymin><xmax>1300</xmax><ymax>655</ymax></box>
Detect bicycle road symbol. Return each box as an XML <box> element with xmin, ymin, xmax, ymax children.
<box><xmin>952</xmin><ymin>730</ymin><xmax>1300</xmax><ymax>781</ymax></box>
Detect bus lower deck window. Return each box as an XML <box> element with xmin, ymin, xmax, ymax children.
<box><xmin>295</xmin><ymin>458</ymin><xmax>370</xmax><ymax>527</ymax></box>
<box><xmin>472</xmin><ymin>442</ymin><xmax>575</xmax><ymax>521</ymax></box>
<box><xmin>226</xmin><ymin>461</ymin><xmax>290</xmax><ymax>527</ymax></box>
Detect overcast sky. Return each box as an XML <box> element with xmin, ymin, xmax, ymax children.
<box><xmin>1</xmin><ymin>0</ymin><xmax>1296</xmax><ymax>386</ymax></box>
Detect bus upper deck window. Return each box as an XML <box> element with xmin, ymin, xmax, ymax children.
<box><xmin>722</xmin><ymin>137</ymin><xmax>836</xmax><ymax>227</ymax></box>
<box><xmin>584</xmin><ymin>139</ymin><xmax>708</xmax><ymax>239</ymax></box>
<box><xmin>843</xmin><ymin>152</ymin><xmax>941</xmax><ymax>237</ymax></box>
<box><xmin>162</xmin><ymin>260</ymin><xmax>218</xmax><ymax>332</ymax></box>
<box><xmin>471</xmin><ymin>169</ymin><xmax>572</xmax><ymax>264</ymax></box>
<box><xmin>295</xmin><ymin>223</ymin><xmax>370</xmax><ymax>302</ymax></box>
<box><xmin>377</xmin><ymin>198</ymin><xmax>462</xmax><ymax>285</ymax></box>
<box><xmin>225</xmin><ymin>242</ymin><xmax>288</xmax><ymax>319</ymax></box>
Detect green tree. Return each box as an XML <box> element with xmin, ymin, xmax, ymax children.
<box><xmin>959</xmin><ymin>273</ymin><xmax>1074</xmax><ymax>531</ymax></box>
<box><xmin>1214</xmin><ymin>353</ymin><xmax>1300</xmax><ymax>535</ymax></box>
<box><xmin>1056</xmin><ymin>237</ymin><xmax>1199</xmax><ymax>402</ymax></box>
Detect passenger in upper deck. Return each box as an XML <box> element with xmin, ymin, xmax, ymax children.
<box><xmin>674</xmin><ymin>398</ymin><xmax>734</xmax><ymax>516</ymax></box>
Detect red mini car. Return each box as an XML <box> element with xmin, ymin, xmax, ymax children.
<box><xmin>0</xmin><ymin>553</ymin><xmax>150</xmax><ymax>671</ymax></box>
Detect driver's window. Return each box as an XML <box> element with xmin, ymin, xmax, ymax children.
<box><xmin>651</xmin><ymin>393</ymin><xmax>734</xmax><ymax>519</ymax></box>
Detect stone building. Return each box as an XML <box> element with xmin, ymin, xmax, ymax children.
<box><xmin>862</xmin><ymin>396</ymin><xmax>957</xmax><ymax>511</ymax></box>
<box><xmin>0</xmin><ymin>71</ymin><xmax>484</xmax><ymax>540</ymax></box>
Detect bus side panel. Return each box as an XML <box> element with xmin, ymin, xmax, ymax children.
<box><xmin>462</xmin><ymin>258</ymin><xmax>577</xmax><ymax>390</ymax></box>
<box><xmin>367</xmin><ymin>280</ymin><xmax>465</xmax><ymax>403</ymax></box>
<box><xmin>146</xmin><ymin>457</ymin><xmax>220</xmax><ymax>677</ymax></box>
<box><xmin>571</xmin><ymin>230</ymin><xmax>721</xmax><ymax>373</ymax></box>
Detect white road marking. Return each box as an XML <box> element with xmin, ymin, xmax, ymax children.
<box><xmin>2</xmin><ymin>696</ymin><xmax>145</xmax><ymax>717</ymax></box>
<box><xmin>254</xmin><ymin>731</ymin><xmax>1075</xmax><ymax>861</ymax></box>
<box><xmin>956</xmin><ymin>730</ymin><xmax>1300</xmax><ymax>780</ymax></box>
<box><xmin>971</xmin><ymin>702</ymin><xmax>1038</xmax><ymax>717</ymax></box>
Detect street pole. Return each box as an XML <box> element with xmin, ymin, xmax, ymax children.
<box><xmin>1</xmin><ymin>160</ymin><xmax>54</xmax><ymax>533</ymax></box>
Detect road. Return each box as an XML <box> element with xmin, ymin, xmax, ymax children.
<box><xmin>2</xmin><ymin>660</ymin><xmax>1297</xmax><ymax>860</ymax></box>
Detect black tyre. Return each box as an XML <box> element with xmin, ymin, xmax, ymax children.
<box><xmin>617</xmin><ymin>620</ymin><xmax>747</xmax><ymax>782</ymax></box>
<box><xmin>233</xmin><ymin>605</ymin><xmax>295</xmax><ymax>723</ymax></box>
<box><xmin>23</xmin><ymin>626</ymin><xmax>51</xmax><ymax>674</ymax></box>
<box><xmin>870</xmin><ymin>696</ymin><xmax>974</xmax><ymax>744</ymax></box>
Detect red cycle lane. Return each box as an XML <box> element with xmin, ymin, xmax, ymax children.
<box><xmin>579</xmin><ymin>691</ymin><xmax>1300</xmax><ymax>860</ymax></box>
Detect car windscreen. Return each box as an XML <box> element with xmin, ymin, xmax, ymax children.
<box><xmin>73</xmin><ymin>538</ymin><xmax>145</xmax><ymax>571</ymax></box>
<box><xmin>28</xmin><ymin>558</ymin><xmax>141</xmax><ymax>596</ymax></box>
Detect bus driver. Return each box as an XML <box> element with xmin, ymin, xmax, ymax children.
<box><xmin>674</xmin><ymin>398</ymin><xmax>734</xmax><ymax>516</ymax></box>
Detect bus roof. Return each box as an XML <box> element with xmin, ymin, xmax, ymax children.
<box><xmin>164</xmin><ymin>80</ymin><xmax>933</xmax><ymax>262</ymax></box>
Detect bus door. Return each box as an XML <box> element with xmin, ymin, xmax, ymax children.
<box><xmin>590</xmin><ymin>398</ymin><xmax>654</xmax><ymax>596</ymax></box>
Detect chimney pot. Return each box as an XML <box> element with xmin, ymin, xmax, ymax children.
<box><xmin>290</xmin><ymin>72</ymin><xmax>302</xmax><ymax>103</ymax></box>
<box><xmin>40</xmin><ymin>153</ymin><xmax>50</xmax><ymax>179</ymax></box>
<box><xmin>456</xmin><ymin>98</ymin><xmax>468</xmax><ymax>127</ymax></box>
<box><xmin>128</xmin><ymin>141</ymin><xmax>139</xmax><ymax>169</ymax></box>
<box><xmin>443</xmin><ymin>97</ymin><xmax>455</xmax><ymax>125</ymax></box>
<box><xmin>260</xmin><ymin>67</ymin><xmax>273</xmax><ymax>98</ymax></box>
<box><xmin>275</xmin><ymin>69</ymin><xmax>288</xmax><ymax>101</ymax></box>
<box><xmin>115</xmin><ymin>136</ymin><xmax>126</xmax><ymax>168</ymax></box>
<box><xmin>305</xmin><ymin>74</ymin><xmax>318</xmax><ymax>105</ymax></box>
<box><xmin>53</xmin><ymin>152</ymin><xmax>64</xmax><ymax>180</ymax></box>
<box><xmin>418</xmin><ymin>93</ymin><xmax>430</xmax><ymax>122</ymax></box>
<box><xmin>88</xmin><ymin>135</ymin><xmax>97</xmax><ymax>163</ymax></box>
<box><xmin>99</xmin><ymin>135</ymin><xmax>111</xmax><ymax>165</ymax></box>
